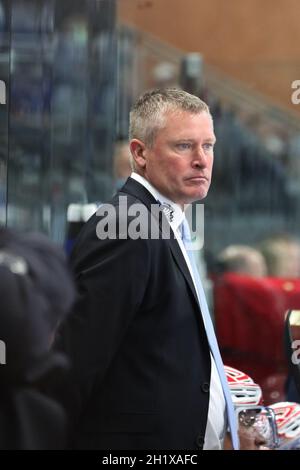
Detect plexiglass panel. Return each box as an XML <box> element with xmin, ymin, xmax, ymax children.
<box><xmin>7</xmin><ymin>0</ymin><xmax>117</xmax><ymax>242</ymax></box>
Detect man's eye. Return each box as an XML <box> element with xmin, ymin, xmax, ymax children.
<box><xmin>176</xmin><ymin>143</ymin><xmax>191</xmax><ymax>150</ymax></box>
<box><xmin>239</xmin><ymin>410</ymin><xmax>258</xmax><ymax>428</ymax></box>
<box><xmin>203</xmin><ymin>143</ymin><xmax>214</xmax><ymax>151</ymax></box>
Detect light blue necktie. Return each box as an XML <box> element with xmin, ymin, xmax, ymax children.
<box><xmin>180</xmin><ymin>218</ymin><xmax>239</xmax><ymax>450</ymax></box>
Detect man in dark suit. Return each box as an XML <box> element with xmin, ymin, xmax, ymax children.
<box><xmin>57</xmin><ymin>88</ymin><xmax>238</xmax><ymax>450</ymax></box>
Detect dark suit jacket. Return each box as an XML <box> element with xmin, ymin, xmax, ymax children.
<box><xmin>58</xmin><ymin>177</ymin><xmax>211</xmax><ymax>450</ymax></box>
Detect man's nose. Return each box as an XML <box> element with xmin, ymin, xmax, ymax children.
<box><xmin>191</xmin><ymin>146</ymin><xmax>207</xmax><ymax>168</ymax></box>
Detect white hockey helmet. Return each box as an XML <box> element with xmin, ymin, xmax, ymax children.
<box><xmin>225</xmin><ymin>365</ymin><xmax>263</xmax><ymax>407</ymax></box>
<box><xmin>270</xmin><ymin>401</ymin><xmax>300</xmax><ymax>447</ymax></box>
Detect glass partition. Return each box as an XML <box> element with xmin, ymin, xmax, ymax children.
<box><xmin>1</xmin><ymin>0</ymin><xmax>300</xmax><ymax>405</ymax></box>
<box><xmin>6</xmin><ymin>0</ymin><xmax>117</xmax><ymax>242</ymax></box>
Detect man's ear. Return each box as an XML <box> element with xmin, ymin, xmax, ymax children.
<box><xmin>130</xmin><ymin>139</ymin><xmax>147</xmax><ymax>169</ymax></box>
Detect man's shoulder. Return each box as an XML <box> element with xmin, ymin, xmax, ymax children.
<box><xmin>70</xmin><ymin>193</ymin><xmax>151</xmax><ymax>258</ymax></box>
<box><xmin>78</xmin><ymin>192</ymin><xmax>148</xmax><ymax>233</ymax></box>
<box><xmin>69</xmin><ymin>180</ymin><xmax>175</xmax><ymax>269</ymax></box>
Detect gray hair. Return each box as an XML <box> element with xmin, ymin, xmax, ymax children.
<box><xmin>129</xmin><ymin>88</ymin><xmax>210</xmax><ymax>148</ymax></box>
<box><xmin>217</xmin><ymin>245</ymin><xmax>267</xmax><ymax>277</ymax></box>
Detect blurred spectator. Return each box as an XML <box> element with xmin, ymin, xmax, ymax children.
<box><xmin>217</xmin><ymin>244</ymin><xmax>267</xmax><ymax>278</ymax></box>
<box><xmin>0</xmin><ymin>228</ymin><xmax>75</xmax><ymax>449</ymax></box>
<box><xmin>180</xmin><ymin>53</ymin><xmax>204</xmax><ymax>97</ymax></box>
<box><xmin>54</xmin><ymin>13</ymin><xmax>88</xmax><ymax>82</ymax></box>
<box><xmin>206</xmin><ymin>107</ymin><xmax>291</xmax><ymax>215</ymax></box>
<box><xmin>259</xmin><ymin>234</ymin><xmax>300</xmax><ymax>278</ymax></box>
<box><xmin>213</xmin><ymin>261</ymin><xmax>300</xmax><ymax>405</ymax></box>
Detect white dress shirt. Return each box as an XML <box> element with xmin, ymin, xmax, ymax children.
<box><xmin>130</xmin><ymin>172</ymin><xmax>226</xmax><ymax>450</ymax></box>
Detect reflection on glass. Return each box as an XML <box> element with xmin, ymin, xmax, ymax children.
<box><xmin>6</xmin><ymin>0</ymin><xmax>117</xmax><ymax>242</ymax></box>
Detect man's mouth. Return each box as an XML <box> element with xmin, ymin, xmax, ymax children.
<box><xmin>186</xmin><ymin>176</ymin><xmax>208</xmax><ymax>182</ymax></box>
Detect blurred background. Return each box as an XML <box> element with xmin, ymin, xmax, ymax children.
<box><xmin>1</xmin><ymin>0</ymin><xmax>300</xmax><ymax>405</ymax></box>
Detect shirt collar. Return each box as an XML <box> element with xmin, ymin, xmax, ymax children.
<box><xmin>130</xmin><ymin>172</ymin><xmax>185</xmax><ymax>231</ymax></box>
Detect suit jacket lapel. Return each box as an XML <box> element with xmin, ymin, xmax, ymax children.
<box><xmin>120</xmin><ymin>178</ymin><xmax>201</xmax><ymax>309</ymax></box>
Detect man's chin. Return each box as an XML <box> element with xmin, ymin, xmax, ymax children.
<box><xmin>182</xmin><ymin>193</ymin><xmax>208</xmax><ymax>205</ymax></box>
<box><xmin>190</xmin><ymin>190</ymin><xmax>209</xmax><ymax>202</ymax></box>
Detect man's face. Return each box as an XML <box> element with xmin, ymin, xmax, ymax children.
<box><xmin>238</xmin><ymin>423</ymin><xmax>268</xmax><ymax>450</ymax></box>
<box><xmin>142</xmin><ymin>110</ymin><xmax>216</xmax><ymax>207</ymax></box>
